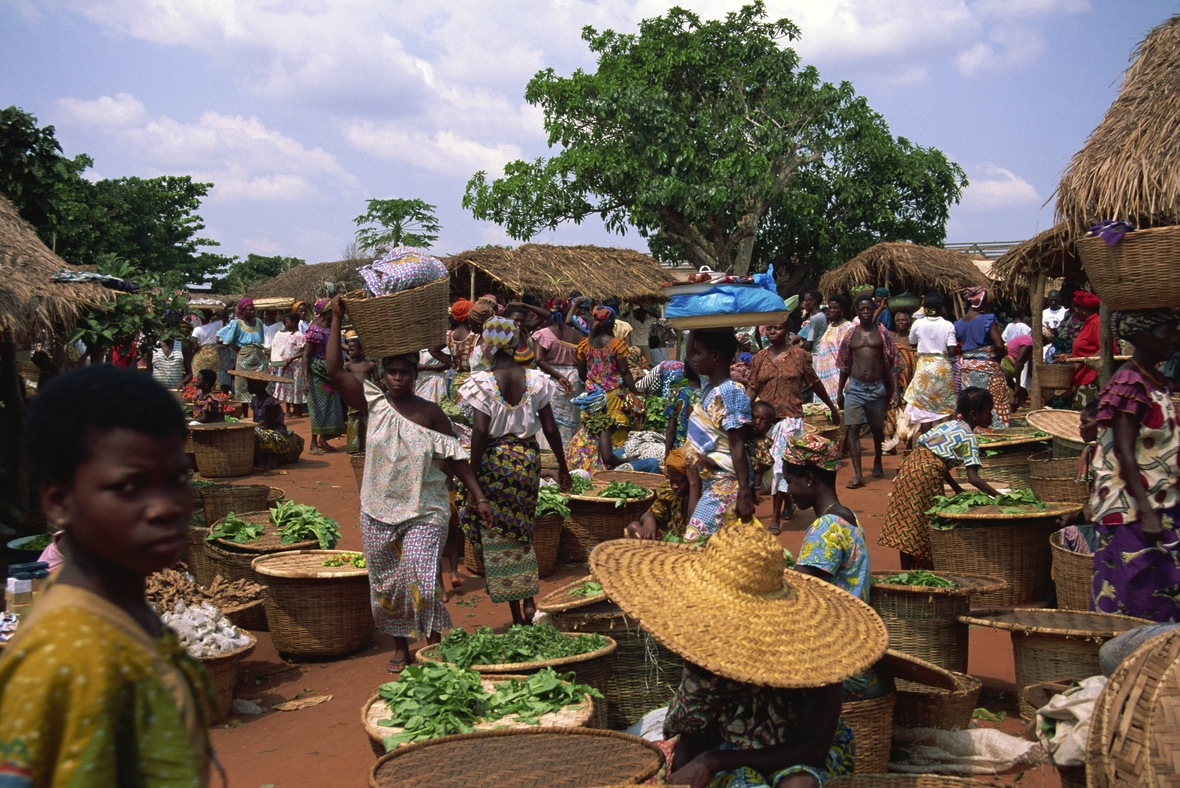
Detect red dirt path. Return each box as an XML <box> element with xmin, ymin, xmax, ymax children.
<box><xmin>207</xmin><ymin>417</ymin><xmax>1060</xmax><ymax>787</ymax></box>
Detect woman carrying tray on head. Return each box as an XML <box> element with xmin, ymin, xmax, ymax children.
<box><xmin>325</xmin><ymin>297</ymin><xmax>494</xmax><ymax>674</ymax></box>
<box><xmin>590</xmin><ymin>521</ymin><xmax>887</xmax><ymax>788</ymax></box>
<box><xmin>567</xmin><ymin>306</ymin><xmax>641</xmax><ymax>473</ymax></box>
<box><xmin>302</xmin><ymin>299</ymin><xmax>347</xmax><ymax>454</ymax></box>
<box><xmin>953</xmin><ymin>287</ymin><xmax>1009</xmax><ymax>428</ymax></box>
<box><xmin>457</xmin><ymin>316</ymin><xmax>573</xmax><ymax>626</ymax></box>
<box><xmin>1090</xmin><ymin>308</ymin><xmax>1180</xmax><ymax>622</ymax></box>
<box><xmin>217</xmin><ymin>297</ymin><xmax>268</xmax><ymax>418</ymax></box>
<box><xmin>878</xmin><ymin>387</ymin><xmax>1000</xmax><ymax>569</ymax></box>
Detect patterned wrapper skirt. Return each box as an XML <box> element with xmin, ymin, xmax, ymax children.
<box><xmin>878</xmin><ymin>445</ymin><xmax>943</xmax><ymax>567</ymax></box>
<box><xmin>1093</xmin><ymin>504</ymin><xmax>1180</xmax><ymax>622</ymax></box>
<box><xmin>904</xmin><ymin>354</ymin><xmax>957</xmax><ymax>424</ymax></box>
<box><xmin>216</xmin><ymin>345</ymin><xmax>236</xmax><ymax>388</ymax></box>
<box><xmin>459</xmin><ymin>434</ymin><xmax>541</xmax><ymax>603</ymax></box>
<box><xmin>955</xmin><ymin>351</ymin><xmax>1010</xmax><ymax>428</ymax></box>
<box><xmin>308</xmin><ymin>357</ymin><xmax>346</xmax><ymax>438</ymax></box>
<box><xmin>685</xmin><ymin>472</ymin><xmax>741</xmax><ymax>545</ymax></box>
<box><xmin>194</xmin><ymin>344</ymin><xmax>220</xmax><ymax>378</ymax></box>
<box><xmin>255</xmin><ymin>427</ymin><xmax>304</xmax><ymax>463</ymax></box>
<box><xmin>346</xmin><ymin>407</ymin><xmax>366</xmax><ymax>453</ymax></box>
<box><xmin>272</xmin><ymin>359</ymin><xmax>307</xmax><ymax>405</ymax></box>
<box><xmin>549</xmin><ymin>364</ymin><xmax>582</xmax><ymax>450</ymax></box>
<box><xmin>232</xmin><ymin>344</ymin><xmax>269</xmax><ymax>403</ymax></box>
<box><xmin>360</xmin><ymin>511</ymin><xmax>451</xmax><ymax>639</ymax></box>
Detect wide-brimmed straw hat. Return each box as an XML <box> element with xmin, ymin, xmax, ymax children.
<box><xmin>228</xmin><ymin>369</ymin><xmax>294</xmax><ymax>385</ymax></box>
<box><xmin>589</xmin><ymin>522</ymin><xmax>888</xmax><ymax>688</ymax></box>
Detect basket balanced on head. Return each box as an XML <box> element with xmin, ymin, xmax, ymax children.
<box><xmin>342</xmin><ymin>247</ymin><xmax>450</xmax><ymax>358</ymax></box>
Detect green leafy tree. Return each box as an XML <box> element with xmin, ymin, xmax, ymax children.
<box><xmin>212</xmin><ymin>253</ymin><xmax>305</xmax><ymax>293</ymax></box>
<box><xmin>353</xmin><ymin>198</ymin><xmax>440</xmax><ymax>253</ymax></box>
<box><xmin>463</xmin><ymin>3</ymin><xmax>965</xmax><ymax>276</ymax></box>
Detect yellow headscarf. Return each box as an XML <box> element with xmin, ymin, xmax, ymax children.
<box><xmin>665</xmin><ymin>448</ymin><xmax>689</xmax><ymax>476</ymax></box>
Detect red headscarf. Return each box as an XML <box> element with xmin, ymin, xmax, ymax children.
<box><xmin>451</xmin><ymin>299</ymin><xmax>473</xmax><ymax>323</ymax></box>
<box><xmin>1072</xmin><ymin>291</ymin><xmax>1101</xmax><ymax>310</ymax></box>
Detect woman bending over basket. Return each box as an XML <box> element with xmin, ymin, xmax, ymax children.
<box><xmin>458</xmin><ymin>316</ymin><xmax>573</xmax><ymax>626</ymax></box>
<box><xmin>625</xmin><ymin>448</ymin><xmax>699</xmax><ymax>542</ymax></box>
<box><xmin>878</xmin><ymin>387</ymin><xmax>1000</xmax><ymax>569</ymax></box>
<box><xmin>325</xmin><ymin>297</ymin><xmax>495</xmax><ymax>674</ymax></box>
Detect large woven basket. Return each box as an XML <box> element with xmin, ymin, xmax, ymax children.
<box><xmin>1035</xmin><ymin>362</ymin><xmax>1074</xmax><ymax>390</ymax></box>
<box><xmin>199</xmin><ymin>635</ymin><xmax>256</xmax><ymax>723</ymax></box>
<box><xmin>1076</xmin><ymin>225</ymin><xmax>1180</xmax><ymax>310</ymax></box>
<box><xmin>959</xmin><ymin>608</ymin><xmax>1150</xmax><ymax>719</ymax></box>
<box><xmin>252</xmin><ymin>550</ymin><xmax>373</xmax><ymax>658</ymax></box>
<box><xmin>885</xmin><ymin>649</ymin><xmax>980</xmax><ymax>733</ymax></box>
<box><xmin>350</xmin><ymin>452</ymin><xmax>365</xmax><ymax>489</ymax></box>
<box><xmin>840</xmin><ymin>692</ymin><xmax>896</xmax><ymax>774</ymax></box>
<box><xmin>1087</xmin><ymin>625</ymin><xmax>1180</xmax><ymax>788</ymax></box>
<box><xmin>199</xmin><ymin>484</ymin><xmax>270</xmax><ymax>527</ymax></box>
<box><xmin>868</xmin><ymin>571</ymin><xmax>1006</xmax><ymax>673</ymax></box>
<box><xmin>361</xmin><ymin>674</ymin><xmax>594</xmax><ymax>756</ymax></box>
<box><xmin>266</xmin><ymin>487</ymin><xmax>285</xmax><ymax>507</ymax></box>
<box><xmin>829</xmin><ymin>777</ymin><xmax>986</xmax><ymax>787</ymax></box>
<box><xmin>540</xmin><ymin>578</ymin><xmax>684</xmax><ymax>730</ymax></box>
<box><xmin>464</xmin><ymin>514</ymin><xmax>564</xmax><ymax>578</ymax></box>
<box><xmin>181</xmin><ymin>514</ymin><xmax>215</xmax><ymax>589</ymax></box>
<box><xmin>563</xmin><ymin>483</ymin><xmax>655</xmax><ymax>562</ymax></box>
<box><xmin>222</xmin><ymin>599</ymin><xmax>266</xmax><ymax>630</ymax></box>
<box><xmin>191</xmin><ymin>422</ymin><xmax>256</xmax><ymax>478</ymax></box>
<box><xmin>593</xmin><ymin>470</ymin><xmax>665</xmax><ymax>490</ymax></box>
<box><xmin>368</xmin><ymin>727</ymin><xmax>663</xmax><ymax>788</ymax></box>
<box><xmin>1029</xmin><ymin>450</ymin><xmax>1088</xmax><ymax>504</ymax></box>
<box><xmin>1050</xmin><ymin>529</ymin><xmax>1095</xmax><ymax>612</ymax></box>
<box><xmin>416</xmin><ymin>637</ymin><xmax>617</xmax><ymax>729</ymax></box>
<box><xmin>953</xmin><ymin>438</ymin><xmax>1049</xmax><ymax>489</ymax></box>
<box><xmin>343</xmin><ymin>278</ymin><xmax>449</xmax><ymax>358</ymax></box>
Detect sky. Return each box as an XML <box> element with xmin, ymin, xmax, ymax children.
<box><xmin>1</xmin><ymin>0</ymin><xmax>1175</xmax><ymax>269</ymax></box>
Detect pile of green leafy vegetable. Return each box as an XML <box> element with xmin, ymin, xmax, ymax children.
<box><xmin>536</xmin><ymin>486</ymin><xmax>571</xmax><ymax>519</ymax></box>
<box><xmin>270</xmin><ymin>501</ymin><xmax>341</xmax><ymax>549</ymax></box>
<box><xmin>565</xmin><ymin>580</ymin><xmax>603</xmax><ymax>598</ymax></box>
<box><xmin>928</xmin><ymin>488</ymin><xmax>1047</xmax><ymax>515</ymax></box>
<box><xmin>206</xmin><ymin>512</ymin><xmax>265</xmax><ymax>543</ymax></box>
<box><xmin>438</xmin><ymin>625</ymin><xmax>608</xmax><ymax>668</ymax></box>
<box><xmin>881</xmin><ymin>570</ymin><xmax>958</xmax><ymax>588</ymax></box>
<box><xmin>569</xmin><ymin>475</ymin><xmax>594</xmax><ymax>495</ymax></box>
<box><xmin>643</xmin><ymin>397</ymin><xmax>669</xmax><ymax>431</ymax></box>
<box><xmin>19</xmin><ymin>534</ymin><xmax>52</xmax><ymax>551</ymax></box>
<box><xmin>375</xmin><ymin>663</ymin><xmax>601</xmax><ymax>750</ymax></box>
<box><xmin>597</xmin><ymin>481</ymin><xmax>651</xmax><ymax>507</ymax></box>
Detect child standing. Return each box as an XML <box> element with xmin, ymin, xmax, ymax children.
<box><xmin>746</xmin><ymin>401</ymin><xmax>776</xmax><ymax>500</ymax></box>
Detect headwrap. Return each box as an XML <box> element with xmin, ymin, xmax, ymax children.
<box><xmin>963</xmin><ymin>286</ymin><xmax>988</xmax><ymax>310</ymax></box>
<box><xmin>481</xmin><ymin>316</ymin><xmax>518</xmax><ymax>353</ymax></box>
<box><xmin>235</xmin><ymin>297</ymin><xmax>254</xmax><ymax>318</ymax></box>
<box><xmin>546</xmin><ymin>298</ymin><xmax>568</xmax><ymax>324</ymax></box>
<box><xmin>1072</xmin><ymin>291</ymin><xmax>1101</xmax><ymax>310</ymax></box>
<box><xmin>314</xmin><ymin>298</ymin><xmax>330</xmax><ymax>316</ymax></box>
<box><xmin>468</xmin><ymin>299</ymin><xmax>495</xmax><ymax>329</ymax></box>
<box><xmin>665</xmin><ymin>448</ymin><xmax>689</xmax><ymax>476</ymax></box>
<box><xmin>730</xmin><ymin>356</ymin><xmax>751</xmax><ymax>384</ymax></box>
<box><xmin>292</xmin><ymin>300</ymin><xmax>306</xmax><ymax>313</ymax></box>
<box><xmin>782</xmin><ymin>434</ymin><xmax>841</xmax><ymax>472</ymax></box>
<box><xmin>451</xmin><ymin>298</ymin><xmax>474</xmax><ymax>323</ymax></box>
<box><xmin>874</xmin><ymin>287</ymin><xmax>890</xmax><ymax>298</ymax></box>
<box><xmin>593</xmin><ymin>306</ymin><xmax>616</xmax><ymax>326</ymax></box>
<box><xmin>1112</xmin><ymin>308</ymin><xmax>1180</xmax><ymax>341</ymax></box>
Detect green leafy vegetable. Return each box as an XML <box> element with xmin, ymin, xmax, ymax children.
<box><xmin>270</xmin><ymin>501</ymin><xmax>341</xmax><ymax>549</ymax></box>
<box><xmin>782</xmin><ymin>547</ymin><xmax>796</xmax><ymax>570</ymax></box>
<box><xmin>322</xmin><ymin>552</ymin><xmax>366</xmax><ymax>568</ymax></box>
<box><xmin>569</xmin><ymin>475</ymin><xmax>594</xmax><ymax>495</ymax></box>
<box><xmin>206</xmin><ymin>512</ymin><xmax>265</xmax><ymax>543</ymax></box>
<box><xmin>597</xmin><ymin>481</ymin><xmax>651</xmax><ymax>507</ymax></box>
<box><xmin>882</xmin><ymin>570</ymin><xmax>957</xmax><ymax>588</ymax></box>
<box><xmin>19</xmin><ymin>534</ymin><xmax>52</xmax><ymax>551</ymax></box>
<box><xmin>972</xmin><ymin>707</ymin><xmax>1007</xmax><ymax>723</ymax></box>
<box><xmin>486</xmin><ymin>668</ymin><xmax>603</xmax><ymax>724</ymax></box>
<box><xmin>565</xmin><ymin>581</ymin><xmax>603</xmax><ymax>598</ymax></box>
<box><xmin>438</xmin><ymin>625</ymin><xmax>608</xmax><ymax>668</ymax></box>
<box><xmin>662</xmin><ymin>533</ymin><xmax>685</xmax><ymax>544</ymax></box>
<box><xmin>643</xmin><ymin>397</ymin><xmax>669</xmax><ymax>431</ymax></box>
<box><xmin>928</xmin><ymin>488</ymin><xmax>1046</xmax><ymax>515</ymax></box>
<box><xmin>536</xmin><ymin>486</ymin><xmax>571</xmax><ymax>518</ymax></box>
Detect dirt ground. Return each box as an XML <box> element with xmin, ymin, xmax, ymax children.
<box><xmin>206</xmin><ymin>415</ymin><xmax>1062</xmax><ymax>788</ymax></box>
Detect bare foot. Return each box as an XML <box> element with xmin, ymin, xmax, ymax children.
<box><xmin>522</xmin><ymin>599</ymin><xmax>537</xmax><ymax>623</ymax></box>
<box><xmin>320</xmin><ymin>442</ymin><xmax>338</xmax><ymax>453</ymax></box>
<box><xmin>871</xmin><ymin>464</ymin><xmax>885</xmax><ymax>479</ymax></box>
<box><xmin>449</xmin><ymin>572</ymin><xmax>462</xmax><ymax>590</ymax></box>
<box><xmin>309</xmin><ymin>446</ymin><xmax>323</xmax><ymax>456</ymax></box>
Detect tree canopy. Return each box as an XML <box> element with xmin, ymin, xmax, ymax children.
<box><xmin>354</xmin><ymin>197</ymin><xmax>440</xmax><ymax>253</ymax></box>
<box><xmin>211</xmin><ymin>253</ymin><xmax>305</xmax><ymax>294</ymax></box>
<box><xmin>463</xmin><ymin>3</ymin><xmax>965</xmax><ymax>278</ymax></box>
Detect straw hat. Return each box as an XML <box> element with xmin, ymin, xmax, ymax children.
<box><xmin>1025</xmin><ymin>409</ymin><xmax>1083</xmax><ymax>443</ymax></box>
<box><xmin>228</xmin><ymin>369</ymin><xmax>294</xmax><ymax>384</ymax></box>
<box><xmin>588</xmin><ymin>522</ymin><xmax>888</xmax><ymax>688</ymax></box>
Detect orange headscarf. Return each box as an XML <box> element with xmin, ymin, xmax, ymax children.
<box><xmin>665</xmin><ymin>448</ymin><xmax>689</xmax><ymax>476</ymax></box>
<box><xmin>451</xmin><ymin>299</ymin><xmax>473</xmax><ymax>323</ymax></box>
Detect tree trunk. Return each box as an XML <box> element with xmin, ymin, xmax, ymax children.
<box><xmin>1030</xmin><ymin>270</ymin><xmax>1046</xmax><ymax>410</ymax></box>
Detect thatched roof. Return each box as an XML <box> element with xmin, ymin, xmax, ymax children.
<box><xmin>817</xmin><ymin>242</ymin><xmax>988</xmax><ymax>299</ymax></box>
<box><xmin>446</xmin><ymin>245</ymin><xmax>669</xmax><ymax>304</ymax></box>
<box><xmin>246</xmin><ymin>259</ymin><xmax>371</xmax><ymax>304</ymax></box>
<box><xmin>990</xmin><ymin>225</ymin><xmax>1086</xmax><ymax>301</ymax></box>
<box><xmin>0</xmin><ymin>194</ymin><xmax>111</xmax><ymax>343</ymax></box>
<box><xmin>1056</xmin><ymin>15</ymin><xmax>1180</xmax><ymax>232</ymax></box>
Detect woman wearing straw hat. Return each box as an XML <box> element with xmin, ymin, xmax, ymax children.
<box><xmin>217</xmin><ymin>298</ymin><xmax>268</xmax><ymax>417</ymax></box>
<box><xmin>590</xmin><ymin>522</ymin><xmax>887</xmax><ymax>788</ymax></box>
<box><xmin>234</xmin><ymin>370</ymin><xmax>305</xmax><ymax>469</ymax></box>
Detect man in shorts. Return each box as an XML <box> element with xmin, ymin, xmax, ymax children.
<box><xmin>836</xmin><ymin>294</ymin><xmax>899</xmax><ymax>488</ymax></box>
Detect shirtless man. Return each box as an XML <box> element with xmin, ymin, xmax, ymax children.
<box><xmin>837</xmin><ymin>294</ymin><xmax>898</xmax><ymax>488</ymax></box>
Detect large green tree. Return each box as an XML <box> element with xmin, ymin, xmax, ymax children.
<box><xmin>212</xmin><ymin>253</ymin><xmax>305</xmax><ymax>293</ymax></box>
<box><xmin>463</xmin><ymin>3</ymin><xmax>965</xmax><ymax>277</ymax></box>
<box><xmin>353</xmin><ymin>198</ymin><xmax>440</xmax><ymax>253</ymax></box>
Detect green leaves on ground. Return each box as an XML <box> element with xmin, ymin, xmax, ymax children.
<box><xmin>376</xmin><ymin>663</ymin><xmax>600</xmax><ymax>750</ymax></box>
<box><xmin>536</xmin><ymin>486</ymin><xmax>571</xmax><ymax>518</ymax></box>
<box><xmin>881</xmin><ymin>570</ymin><xmax>957</xmax><ymax>588</ymax></box>
<box><xmin>270</xmin><ymin>501</ymin><xmax>341</xmax><ymax>549</ymax></box>
<box><xmin>565</xmin><ymin>581</ymin><xmax>603</xmax><ymax>599</ymax></box>
<box><xmin>972</xmin><ymin>708</ymin><xmax>1007</xmax><ymax>723</ymax></box>
<box><xmin>207</xmin><ymin>512</ymin><xmax>264</xmax><ymax>543</ymax></box>
<box><xmin>438</xmin><ymin>625</ymin><xmax>608</xmax><ymax>668</ymax></box>
<box><xmin>597</xmin><ymin>481</ymin><xmax>650</xmax><ymax>508</ymax></box>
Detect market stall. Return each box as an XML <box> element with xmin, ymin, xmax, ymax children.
<box><xmin>817</xmin><ymin>242</ymin><xmax>989</xmax><ymax>308</ymax></box>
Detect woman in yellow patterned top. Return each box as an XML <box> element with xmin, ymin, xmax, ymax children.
<box><xmin>625</xmin><ymin>449</ymin><xmax>698</xmax><ymax>542</ymax></box>
<box><xmin>0</xmin><ymin>365</ymin><xmax>213</xmax><ymax>788</ymax></box>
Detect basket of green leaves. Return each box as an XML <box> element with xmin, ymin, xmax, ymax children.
<box><xmin>416</xmin><ymin>625</ymin><xmax>616</xmax><ymax>729</ymax></box>
<box><xmin>951</xmin><ymin>428</ymin><xmax>1051</xmax><ymax>488</ymax></box>
<box><xmin>361</xmin><ymin>662</ymin><xmax>599</xmax><ymax>756</ymax></box>
<box><xmin>563</xmin><ymin>480</ymin><xmax>655</xmax><ymax>562</ymax></box>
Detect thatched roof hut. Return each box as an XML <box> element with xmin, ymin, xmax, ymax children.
<box><xmin>0</xmin><ymin>194</ymin><xmax>111</xmax><ymax>342</ymax></box>
<box><xmin>446</xmin><ymin>245</ymin><xmax>669</xmax><ymax>304</ymax></box>
<box><xmin>246</xmin><ymin>259</ymin><xmax>371</xmax><ymax>305</ymax></box>
<box><xmin>817</xmin><ymin>242</ymin><xmax>988</xmax><ymax>300</ymax></box>
<box><xmin>990</xmin><ymin>225</ymin><xmax>1085</xmax><ymax>301</ymax></box>
<box><xmin>1056</xmin><ymin>15</ymin><xmax>1180</xmax><ymax>232</ymax></box>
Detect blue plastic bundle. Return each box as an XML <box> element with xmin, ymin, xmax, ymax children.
<box><xmin>665</xmin><ymin>265</ymin><xmax>785</xmax><ymax>319</ymax></box>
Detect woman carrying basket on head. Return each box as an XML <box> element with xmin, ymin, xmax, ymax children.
<box><xmin>216</xmin><ymin>297</ymin><xmax>268</xmax><ymax>418</ymax></box>
<box><xmin>302</xmin><ymin>299</ymin><xmax>347</xmax><ymax>454</ymax></box>
<box><xmin>325</xmin><ymin>297</ymin><xmax>494</xmax><ymax>673</ymax></box>
<box><xmin>953</xmin><ymin>287</ymin><xmax>1009</xmax><ymax>428</ymax></box>
<box><xmin>532</xmin><ymin>298</ymin><xmax>585</xmax><ymax>448</ymax></box>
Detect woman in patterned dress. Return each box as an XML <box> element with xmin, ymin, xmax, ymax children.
<box><xmin>302</xmin><ymin>300</ymin><xmax>347</xmax><ymax>454</ymax></box>
<box><xmin>325</xmin><ymin>297</ymin><xmax>493</xmax><ymax>673</ymax></box>
<box><xmin>573</xmin><ymin>306</ymin><xmax>640</xmax><ymax>471</ymax></box>
<box><xmin>813</xmin><ymin>295</ymin><xmax>856</xmax><ymax>402</ymax></box>
<box><xmin>271</xmin><ymin>313</ymin><xmax>307</xmax><ymax>416</ymax></box>
<box><xmin>216</xmin><ymin>297</ymin><xmax>268</xmax><ymax>417</ymax></box>
<box><xmin>533</xmin><ymin>298</ymin><xmax>584</xmax><ymax>448</ymax></box>
<box><xmin>953</xmin><ymin>287</ymin><xmax>1010</xmax><ymax>428</ymax></box>
<box><xmin>904</xmin><ymin>293</ymin><xmax>959</xmax><ymax>435</ymax></box>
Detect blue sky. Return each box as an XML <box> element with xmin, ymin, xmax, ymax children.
<box><xmin>1</xmin><ymin>1</ymin><xmax>1174</xmax><ymax>268</ymax></box>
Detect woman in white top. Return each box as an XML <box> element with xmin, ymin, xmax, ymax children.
<box><xmin>191</xmin><ymin>313</ymin><xmax>223</xmax><ymax>379</ymax></box>
<box><xmin>458</xmin><ymin>316</ymin><xmax>573</xmax><ymax>626</ymax></box>
<box><xmin>904</xmin><ymin>293</ymin><xmax>959</xmax><ymax>433</ymax></box>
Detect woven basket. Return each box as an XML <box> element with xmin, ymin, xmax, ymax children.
<box><xmin>928</xmin><ymin>520</ymin><xmax>1058</xmax><ymax>606</ymax></box>
<box><xmin>1050</xmin><ymin>530</ymin><xmax>1095</xmax><ymax>612</ymax></box>
<box><xmin>884</xmin><ymin>649</ymin><xmax>980</xmax><ymax>733</ymax></box>
<box><xmin>804</xmin><ymin>413</ymin><xmax>846</xmax><ymax>448</ymax></box>
<box><xmin>1076</xmin><ymin>225</ymin><xmax>1180</xmax><ymax>310</ymax></box>
<box><xmin>342</xmin><ymin>278</ymin><xmax>449</xmax><ymax>358</ymax></box>
<box><xmin>563</xmin><ymin>484</ymin><xmax>655</xmax><ymax>562</ymax></box>
<box><xmin>368</xmin><ymin>727</ymin><xmax>663</xmax><ymax>788</ymax></box>
<box><xmin>199</xmin><ymin>484</ymin><xmax>270</xmax><ymax>527</ymax></box>
<box><xmin>252</xmin><ymin>550</ymin><xmax>373</xmax><ymax>658</ymax></box>
<box><xmin>199</xmin><ymin>635</ymin><xmax>255</xmax><ymax>723</ymax></box>
<box><xmin>593</xmin><ymin>470</ymin><xmax>665</xmax><ymax>490</ymax></box>
<box><xmin>463</xmin><ymin>537</ymin><xmax>484</xmax><ymax>576</ymax></box>
<box><xmin>840</xmin><ymin>692</ymin><xmax>896</xmax><ymax>774</ymax></box>
<box><xmin>1028</xmin><ymin>450</ymin><xmax>1087</xmax><ymax>503</ymax></box>
<box><xmin>868</xmin><ymin>571</ymin><xmax>1006</xmax><ymax>673</ymax></box>
<box><xmin>361</xmin><ymin>674</ymin><xmax>594</xmax><ymax>756</ymax></box>
<box><xmin>181</xmin><ymin>516</ymin><xmax>215</xmax><ymax>589</ymax></box>
<box><xmin>463</xmin><ymin>514</ymin><xmax>563</xmax><ymax>579</ymax></box>
<box><xmin>191</xmin><ymin>422</ymin><xmax>256</xmax><ymax>478</ymax></box>
<box><xmin>266</xmin><ymin>487</ymin><xmax>285</xmax><ymax>507</ymax></box>
<box><xmin>959</xmin><ymin>608</ymin><xmax>1150</xmax><ymax>719</ymax></box>
<box><xmin>828</xmin><ymin>777</ymin><xmax>986</xmax><ymax>787</ymax></box>
<box><xmin>953</xmin><ymin>442</ymin><xmax>1048</xmax><ymax>489</ymax></box>
<box><xmin>1052</xmin><ymin>436</ymin><xmax>1086</xmax><ymax>458</ymax></box>
<box><xmin>1057</xmin><ymin>765</ymin><xmax>1087</xmax><ymax>788</ymax></box>
<box><xmin>350</xmin><ymin>452</ymin><xmax>365</xmax><ymax>489</ymax></box>
<box><xmin>222</xmin><ymin>599</ymin><xmax>266</xmax><ymax>630</ymax></box>
<box><xmin>541</xmin><ymin>578</ymin><xmax>684</xmax><ymax>730</ymax></box>
<box><xmin>416</xmin><ymin>637</ymin><xmax>617</xmax><ymax>729</ymax></box>
<box><xmin>1035</xmin><ymin>362</ymin><xmax>1074</xmax><ymax>390</ymax></box>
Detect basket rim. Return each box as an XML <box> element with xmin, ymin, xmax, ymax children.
<box><xmin>415</xmin><ymin>636</ymin><xmax>617</xmax><ymax>673</ymax></box>
<box><xmin>933</xmin><ymin>502</ymin><xmax>1082</xmax><ymax>520</ymax></box>
<box><xmin>252</xmin><ymin>549</ymin><xmax>369</xmax><ymax>579</ymax></box>
<box><xmin>209</xmin><ymin>511</ymin><xmax>319</xmax><ymax>553</ymax></box>
<box><xmin>195</xmin><ymin>631</ymin><xmax>257</xmax><ymax>664</ymax></box>
<box><xmin>189</xmin><ymin>422</ymin><xmax>256</xmax><ymax>432</ymax></box>
<box><xmin>972</xmin><ymin>434</ymin><xmax>1053</xmax><ymax>449</ymax></box>
<box><xmin>536</xmin><ymin>576</ymin><xmax>606</xmax><ymax>614</ymax></box>
<box><xmin>870</xmin><ymin>570</ymin><xmax>1007</xmax><ymax>596</ymax></box>
<box><xmin>221</xmin><ymin>598</ymin><xmax>265</xmax><ymax>614</ymax></box>
<box><xmin>568</xmin><ymin>484</ymin><xmax>656</xmax><ymax>505</ymax></box>
<box><xmin>341</xmin><ymin>277</ymin><xmax>449</xmax><ymax>303</ymax></box>
<box><xmin>958</xmin><ymin>607</ymin><xmax>1153</xmax><ymax>636</ymax></box>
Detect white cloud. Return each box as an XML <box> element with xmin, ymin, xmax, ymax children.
<box><xmin>57</xmin><ymin>92</ymin><xmax>147</xmax><ymax>127</ymax></box>
<box><xmin>345</xmin><ymin>120</ymin><xmax>522</xmax><ymax>178</ymax></box>
<box><xmin>956</xmin><ymin>25</ymin><xmax>1046</xmax><ymax>76</ymax></box>
<box><xmin>959</xmin><ymin>164</ymin><xmax>1039</xmax><ymax>212</ymax></box>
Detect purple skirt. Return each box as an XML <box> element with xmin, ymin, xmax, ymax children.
<box><xmin>1092</xmin><ymin>503</ymin><xmax>1180</xmax><ymax>622</ymax></box>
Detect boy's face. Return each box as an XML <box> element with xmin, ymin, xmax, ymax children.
<box><xmin>42</xmin><ymin>428</ymin><xmax>193</xmax><ymax>576</ymax></box>
<box><xmin>751</xmin><ymin>407</ymin><xmax>774</xmax><ymax>436</ymax></box>
<box><xmin>347</xmin><ymin>340</ymin><xmax>364</xmax><ymax>360</ymax></box>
